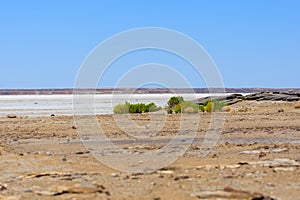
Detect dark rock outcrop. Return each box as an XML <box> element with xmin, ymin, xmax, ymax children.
<box><xmin>193</xmin><ymin>94</ymin><xmax>244</xmax><ymax>105</ymax></box>
<box><xmin>193</xmin><ymin>92</ymin><xmax>300</xmax><ymax>105</ymax></box>
<box><xmin>244</xmin><ymin>92</ymin><xmax>300</xmax><ymax>102</ymax></box>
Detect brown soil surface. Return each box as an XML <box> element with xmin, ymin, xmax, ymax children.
<box><xmin>0</xmin><ymin>101</ymin><xmax>300</xmax><ymax>200</ymax></box>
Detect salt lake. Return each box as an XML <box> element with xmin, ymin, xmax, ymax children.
<box><xmin>0</xmin><ymin>93</ymin><xmax>228</xmax><ymax>117</ymax></box>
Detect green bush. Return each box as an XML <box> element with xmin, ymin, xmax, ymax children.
<box><xmin>147</xmin><ymin>102</ymin><xmax>161</xmax><ymax>112</ymax></box>
<box><xmin>203</xmin><ymin>100</ymin><xmax>210</xmax><ymax>106</ymax></box>
<box><xmin>174</xmin><ymin>104</ymin><xmax>182</xmax><ymax>113</ymax></box>
<box><xmin>129</xmin><ymin>103</ymin><xmax>143</xmax><ymax>113</ymax></box>
<box><xmin>166</xmin><ymin>97</ymin><xmax>227</xmax><ymax>114</ymax></box>
<box><xmin>205</xmin><ymin>101</ymin><xmax>213</xmax><ymax>112</ymax></box>
<box><xmin>113</xmin><ymin>102</ymin><xmax>161</xmax><ymax>114</ymax></box>
<box><xmin>212</xmin><ymin>100</ymin><xmax>227</xmax><ymax>111</ymax></box>
<box><xmin>199</xmin><ymin>105</ymin><xmax>205</xmax><ymax>112</ymax></box>
<box><xmin>113</xmin><ymin>103</ymin><xmax>130</xmax><ymax>114</ymax></box>
<box><xmin>167</xmin><ymin>108</ymin><xmax>173</xmax><ymax>114</ymax></box>
<box><xmin>167</xmin><ymin>96</ymin><xmax>200</xmax><ymax>114</ymax></box>
<box><xmin>203</xmin><ymin>100</ymin><xmax>227</xmax><ymax>112</ymax></box>
<box><xmin>167</xmin><ymin>96</ymin><xmax>184</xmax><ymax>107</ymax></box>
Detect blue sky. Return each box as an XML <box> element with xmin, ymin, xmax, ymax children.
<box><xmin>0</xmin><ymin>0</ymin><xmax>299</xmax><ymax>89</ymax></box>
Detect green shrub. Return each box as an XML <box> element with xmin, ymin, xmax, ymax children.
<box><xmin>113</xmin><ymin>102</ymin><xmax>161</xmax><ymax>114</ymax></box>
<box><xmin>113</xmin><ymin>103</ymin><xmax>130</xmax><ymax>114</ymax></box>
<box><xmin>167</xmin><ymin>96</ymin><xmax>184</xmax><ymax>107</ymax></box>
<box><xmin>212</xmin><ymin>100</ymin><xmax>227</xmax><ymax>111</ymax></box>
<box><xmin>205</xmin><ymin>101</ymin><xmax>213</xmax><ymax>112</ymax></box>
<box><xmin>203</xmin><ymin>100</ymin><xmax>227</xmax><ymax>112</ymax></box>
<box><xmin>203</xmin><ymin>100</ymin><xmax>210</xmax><ymax>106</ymax></box>
<box><xmin>147</xmin><ymin>102</ymin><xmax>161</xmax><ymax>112</ymax></box>
<box><xmin>129</xmin><ymin>103</ymin><xmax>143</xmax><ymax>113</ymax></box>
<box><xmin>167</xmin><ymin>97</ymin><xmax>201</xmax><ymax>114</ymax></box>
<box><xmin>199</xmin><ymin>105</ymin><xmax>205</xmax><ymax>112</ymax></box>
<box><xmin>174</xmin><ymin>104</ymin><xmax>182</xmax><ymax>113</ymax></box>
<box><xmin>167</xmin><ymin>108</ymin><xmax>173</xmax><ymax>114</ymax></box>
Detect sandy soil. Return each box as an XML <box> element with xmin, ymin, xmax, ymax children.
<box><xmin>0</xmin><ymin>101</ymin><xmax>300</xmax><ymax>200</ymax></box>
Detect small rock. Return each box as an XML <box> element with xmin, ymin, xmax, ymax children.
<box><xmin>174</xmin><ymin>175</ymin><xmax>190</xmax><ymax>181</ymax></box>
<box><xmin>271</xmin><ymin>148</ymin><xmax>288</xmax><ymax>153</ymax></box>
<box><xmin>263</xmin><ymin>145</ymin><xmax>270</xmax><ymax>149</ymax></box>
<box><xmin>274</xmin><ymin>167</ymin><xmax>296</xmax><ymax>172</ymax></box>
<box><xmin>212</xmin><ymin>154</ymin><xmax>218</xmax><ymax>158</ymax></box>
<box><xmin>157</xmin><ymin>170</ymin><xmax>173</xmax><ymax>175</ymax></box>
<box><xmin>0</xmin><ymin>183</ymin><xmax>7</xmax><ymax>191</ymax></box>
<box><xmin>240</xmin><ymin>150</ymin><xmax>261</xmax><ymax>154</ymax></box>
<box><xmin>33</xmin><ymin>184</ymin><xmax>109</xmax><ymax>196</ymax></box>
<box><xmin>61</xmin><ymin>157</ymin><xmax>67</xmax><ymax>162</ymax></box>
<box><xmin>259</xmin><ymin>152</ymin><xmax>267</xmax><ymax>158</ymax></box>
<box><xmin>278</xmin><ymin>108</ymin><xmax>284</xmax><ymax>113</ymax></box>
<box><xmin>204</xmin><ymin>165</ymin><xmax>216</xmax><ymax>171</ymax></box>
<box><xmin>50</xmin><ymin>114</ymin><xmax>55</xmax><ymax>117</ymax></box>
<box><xmin>123</xmin><ymin>175</ymin><xmax>130</xmax><ymax>180</ymax></box>
<box><xmin>7</xmin><ymin>114</ymin><xmax>17</xmax><ymax>118</ymax></box>
<box><xmin>248</xmin><ymin>158</ymin><xmax>300</xmax><ymax>167</ymax></box>
<box><xmin>157</xmin><ymin>175</ymin><xmax>164</xmax><ymax>178</ymax></box>
<box><xmin>224</xmin><ymin>164</ymin><xmax>241</xmax><ymax>169</ymax></box>
<box><xmin>75</xmin><ymin>151</ymin><xmax>89</xmax><ymax>155</ymax></box>
<box><xmin>240</xmin><ymin>148</ymin><xmax>287</xmax><ymax>155</ymax></box>
<box><xmin>110</xmin><ymin>173</ymin><xmax>119</xmax><ymax>178</ymax></box>
<box><xmin>151</xmin><ymin>182</ymin><xmax>157</xmax><ymax>185</ymax></box>
<box><xmin>191</xmin><ymin>187</ymin><xmax>276</xmax><ymax>199</ymax></box>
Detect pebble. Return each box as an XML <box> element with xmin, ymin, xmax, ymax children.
<box><xmin>0</xmin><ymin>183</ymin><xmax>7</xmax><ymax>191</ymax></box>
<box><xmin>157</xmin><ymin>170</ymin><xmax>173</xmax><ymax>175</ymax></box>
<box><xmin>7</xmin><ymin>114</ymin><xmax>17</xmax><ymax>118</ymax></box>
<box><xmin>259</xmin><ymin>152</ymin><xmax>267</xmax><ymax>158</ymax></box>
<box><xmin>273</xmin><ymin>167</ymin><xmax>296</xmax><ymax>172</ymax></box>
<box><xmin>174</xmin><ymin>175</ymin><xmax>190</xmax><ymax>181</ymax></box>
<box><xmin>110</xmin><ymin>173</ymin><xmax>119</xmax><ymax>178</ymax></box>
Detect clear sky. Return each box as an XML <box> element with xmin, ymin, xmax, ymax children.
<box><xmin>0</xmin><ymin>0</ymin><xmax>299</xmax><ymax>89</ymax></box>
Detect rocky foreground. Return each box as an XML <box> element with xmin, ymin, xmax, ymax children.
<box><xmin>0</xmin><ymin>100</ymin><xmax>300</xmax><ymax>199</ymax></box>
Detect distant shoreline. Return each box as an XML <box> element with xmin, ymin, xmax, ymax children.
<box><xmin>0</xmin><ymin>88</ymin><xmax>299</xmax><ymax>95</ymax></box>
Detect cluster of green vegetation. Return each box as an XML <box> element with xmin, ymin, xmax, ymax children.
<box><xmin>167</xmin><ymin>96</ymin><xmax>199</xmax><ymax>114</ymax></box>
<box><xmin>113</xmin><ymin>102</ymin><xmax>161</xmax><ymax>114</ymax></box>
<box><xmin>113</xmin><ymin>97</ymin><xmax>227</xmax><ymax>114</ymax></box>
<box><xmin>167</xmin><ymin>96</ymin><xmax>227</xmax><ymax>114</ymax></box>
<box><xmin>200</xmin><ymin>100</ymin><xmax>227</xmax><ymax>112</ymax></box>
<box><xmin>167</xmin><ymin>96</ymin><xmax>184</xmax><ymax>107</ymax></box>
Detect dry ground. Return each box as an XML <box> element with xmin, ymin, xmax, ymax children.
<box><xmin>0</xmin><ymin>101</ymin><xmax>300</xmax><ymax>200</ymax></box>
